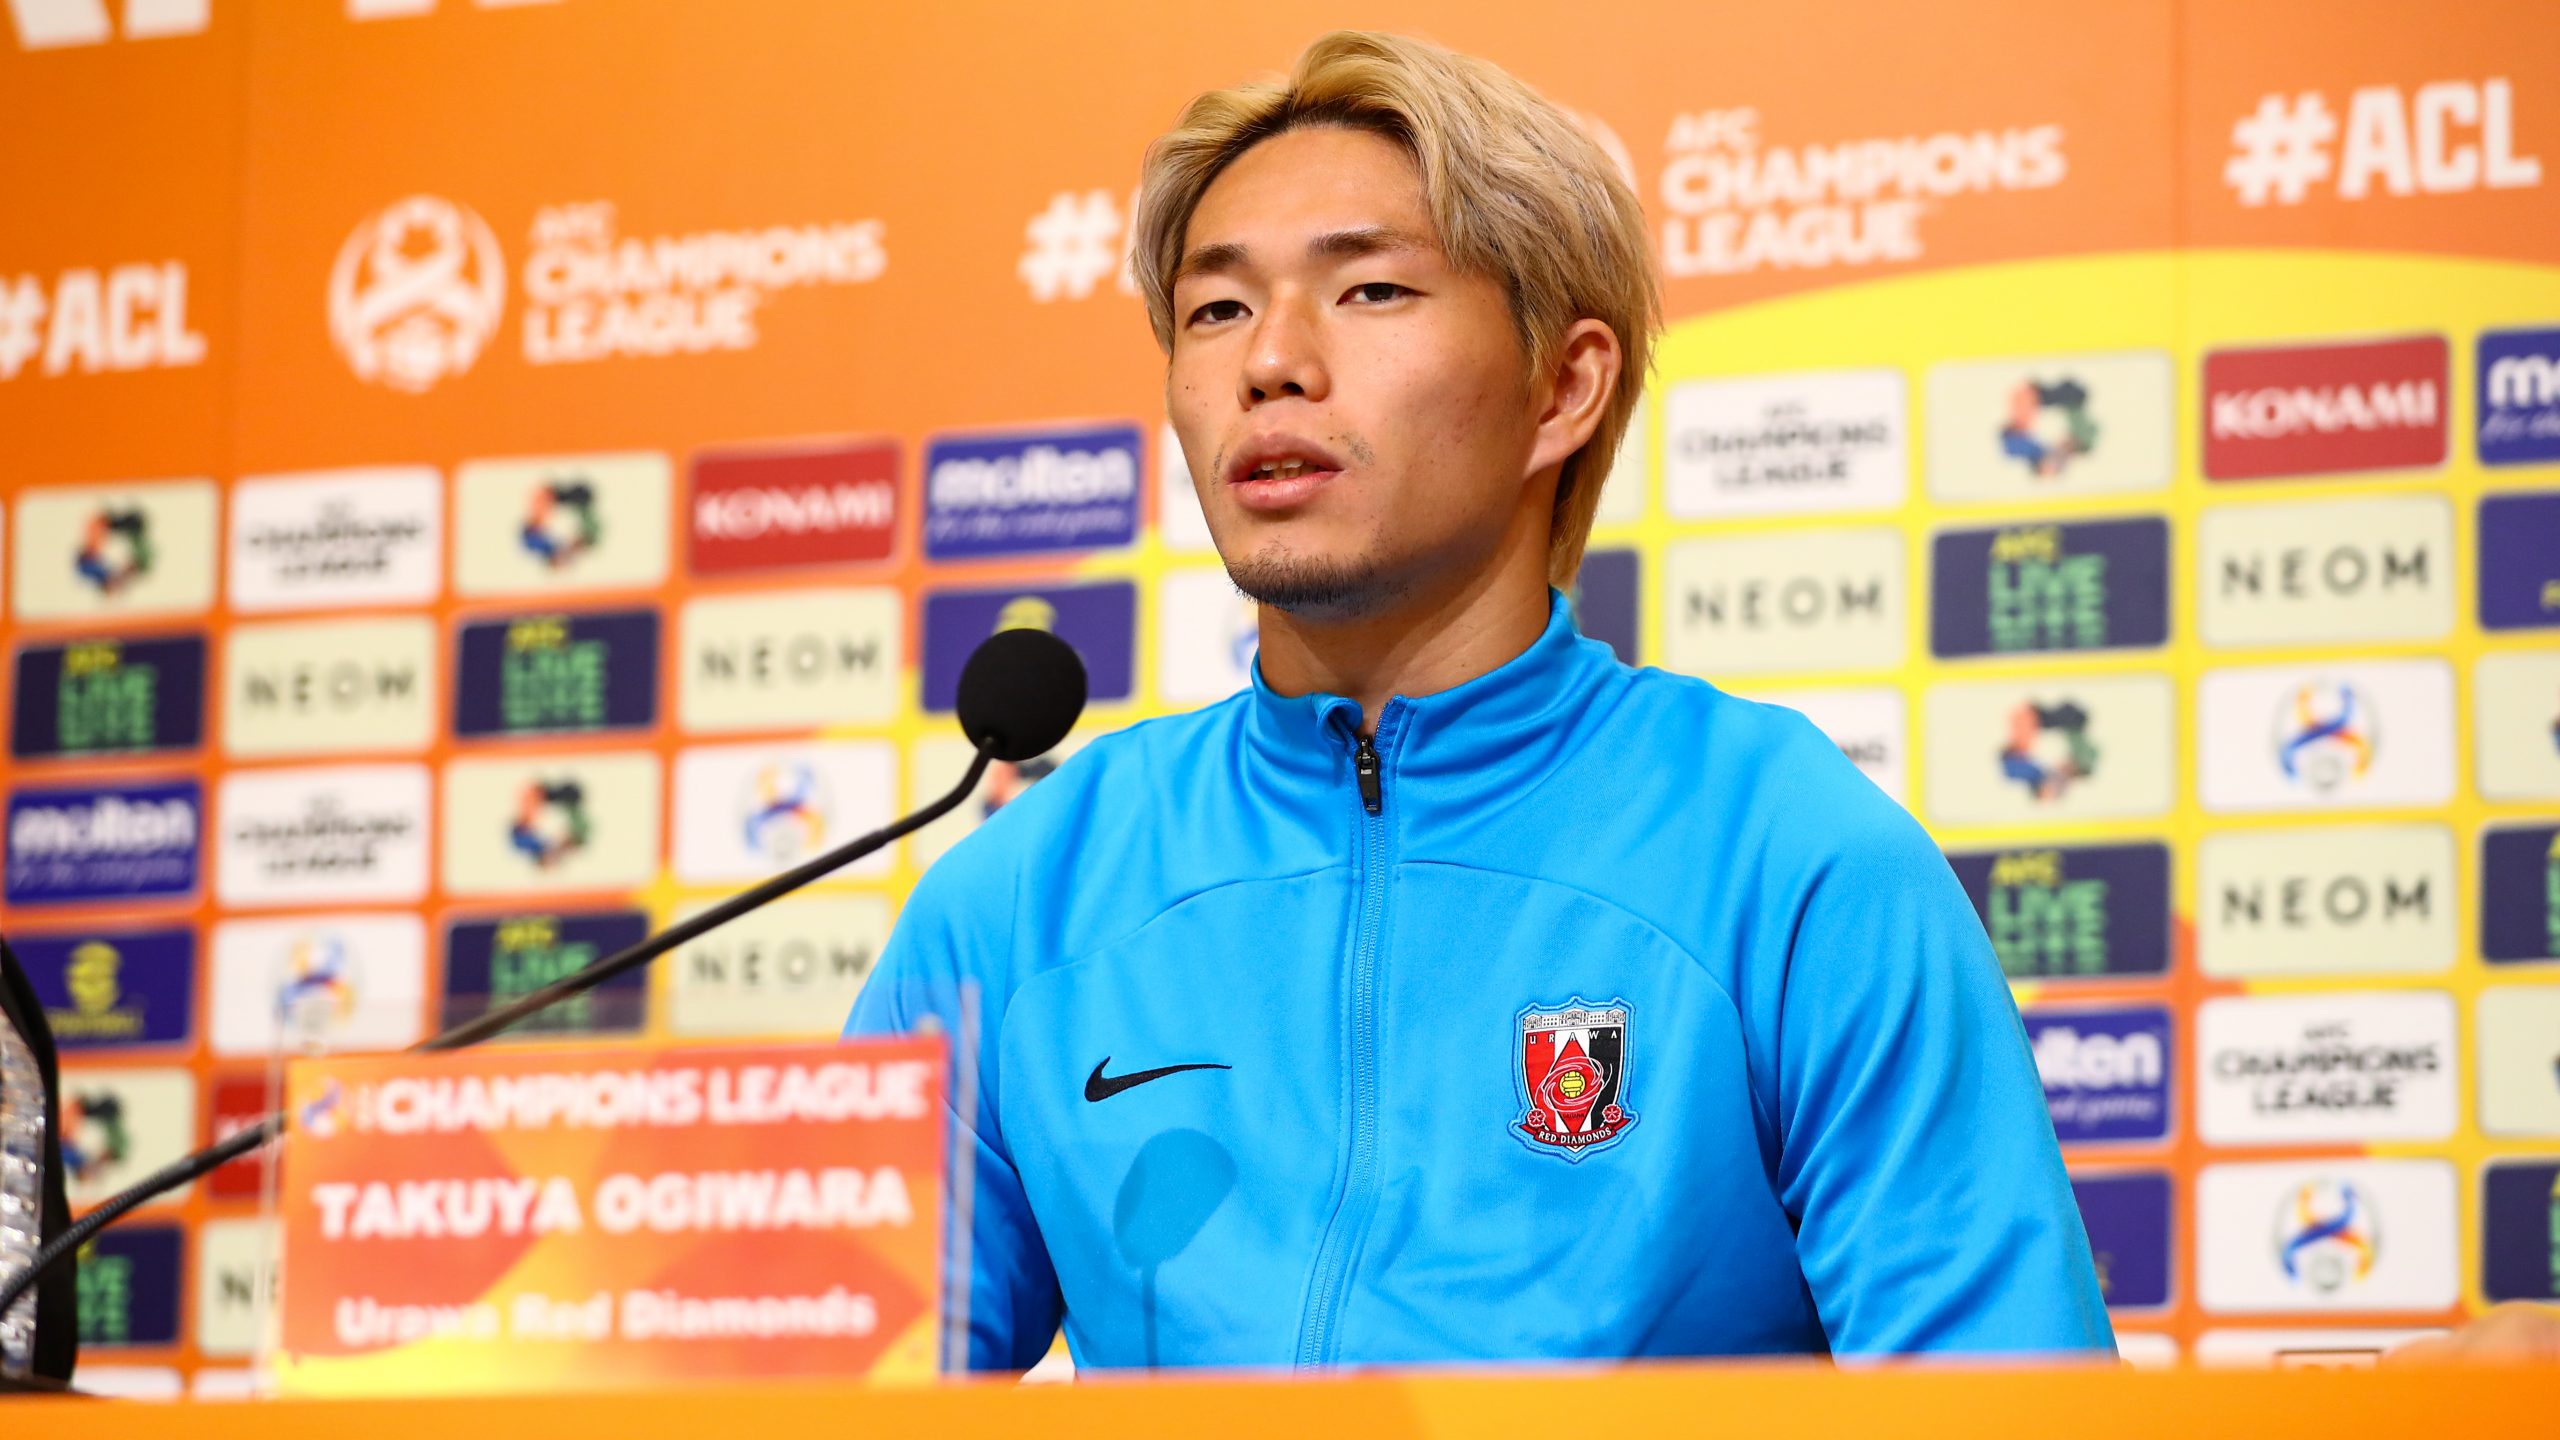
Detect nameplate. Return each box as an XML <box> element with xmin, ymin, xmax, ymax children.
<box><xmin>275</xmin><ymin>1037</ymin><xmax>945</xmax><ymax>1394</ymax></box>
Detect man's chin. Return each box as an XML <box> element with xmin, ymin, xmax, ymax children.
<box><xmin>1222</xmin><ymin>548</ymin><xmax>1408</xmax><ymax>620</ymax></box>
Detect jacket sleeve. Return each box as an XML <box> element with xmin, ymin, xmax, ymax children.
<box><xmin>843</xmin><ymin>846</ymin><xmax>1064</xmax><ymax>1373</ymax></box>
<box><xmin>1771</xmin><ymin>810</ymin><xmax>2117</xmax><ymax>1359</ymax></box>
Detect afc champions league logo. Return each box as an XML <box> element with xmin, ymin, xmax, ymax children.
<box><xmin>1514</xmin><ymin>998</ymin><xmax>1637</xmax><ymax>1161</ymax></box>
<box><xmin>328</xmin><ymin>195</ymin><xmax>507</xmax><ymax>394</ymax></box>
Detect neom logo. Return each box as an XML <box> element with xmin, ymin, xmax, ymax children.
<box><xmin>2203</xmin><ymin>336</ymin><xmax>2447</xmax><ymax>481</ymax></box>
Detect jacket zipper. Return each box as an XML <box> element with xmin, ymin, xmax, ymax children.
<box><xmin>1295</xmin><ymin>705</ymin><xmax>1399</xmax><ymax>1368</ymax></box>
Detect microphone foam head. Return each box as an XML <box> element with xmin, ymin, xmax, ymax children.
<box><xmin>956</xmin><ymin>628</ymin><xmax>1087</xmax><ymax>763</ymax></box>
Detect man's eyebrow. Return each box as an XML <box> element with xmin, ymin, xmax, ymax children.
<box><xmin>1173</xmin><ymin>241</ymin><xmax>1250</xmax><ymax>286</ymax></box>
<box><xmin>1173</xmin><ymin>226</ymin><xmax>1437</xmax><ymax>286</ymax></box>
<box><xmin>1307</xmin><ymin>224</ymin><xmax>1434</xmax><ymax>261</ymax></box>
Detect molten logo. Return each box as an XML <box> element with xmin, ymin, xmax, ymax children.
<box><xmin>328</xmin><ymin>196</ymin><xmax>506</xmax><ymax>393</ymax></box>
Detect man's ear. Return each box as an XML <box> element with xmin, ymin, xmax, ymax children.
<box><xmin>1526</xmin><ymin>318</ymin><xmax>1623</xmax><ymax>478</ymax></box>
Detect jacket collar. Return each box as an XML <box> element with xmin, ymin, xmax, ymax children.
<box><xmin>1242</xmin><ymin>588</ymin><xmax>1623</xmax><ymax>802</ymax></box>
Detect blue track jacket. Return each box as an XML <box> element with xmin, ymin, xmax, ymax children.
<box><xmin>846</xmin><ymin>589</ymin><xmax>2114</xmax><ymax>1370</ymax></box>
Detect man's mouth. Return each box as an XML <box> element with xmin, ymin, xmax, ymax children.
<box><xmin>1245</xmin><ymin>459</ymin><xmax>1326</xmax><ymax>481</ymax></box>
<box><xmin>1229</xmin><ymin>458</ymin><xmax>1341</xmax><ymax>510</ymax></box>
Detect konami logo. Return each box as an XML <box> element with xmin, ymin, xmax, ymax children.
<box><xmin>2203</xmin><ymin>336</ymin><xmax>2447</xmax><ymax>481</ymax></box>
<box><xmin>689</xmin><ymin>441</ymin><xmax>899</xmax><ymax>574</ymax></box>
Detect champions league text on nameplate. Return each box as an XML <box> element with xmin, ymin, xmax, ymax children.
<box><xmin>273</xmin><ymin>1038</ymin><xmax>945</xmax><ymax>1395</ymax></box>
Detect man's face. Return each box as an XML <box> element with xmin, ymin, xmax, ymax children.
<box><xmin>1167</xmin><ymin>125</ymin><xmax>1542</xmax><ymax>618</ymax></box>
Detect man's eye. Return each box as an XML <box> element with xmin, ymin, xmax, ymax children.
<box><xmin>1188</xmin><ymin>299</ymin><xmax>1246</xmax><ymax>326</ymax></box>
<box><xmin>1346</xmin><ymin>282</ymin><xmax>1410</xmax><ymax>304</ymax></box>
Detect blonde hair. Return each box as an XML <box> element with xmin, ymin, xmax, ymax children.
<box><xmin>1134</xmin><ymin>30</ymin><xmax>1659</xmax><ymax>586</ymax></box>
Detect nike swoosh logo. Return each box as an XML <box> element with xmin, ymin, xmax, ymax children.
<box><xmin>1084</xmin><ymin>1057</ymin><xmax>1231</xmax><ymax>1103</ymax></box>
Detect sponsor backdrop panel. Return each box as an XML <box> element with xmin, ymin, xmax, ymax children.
<box><xmin>2</xmin><ymin>0</ymin><xmax>2553</xmax><ymax>1381</ymax></box>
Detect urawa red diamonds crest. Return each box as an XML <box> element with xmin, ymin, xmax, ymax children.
<box><xmin>1514</xmin><ymin>997</ymin><xmax>1636</xmax><ymax>1160</ymax></box>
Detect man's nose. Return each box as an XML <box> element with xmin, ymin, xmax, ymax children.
<box><xmin>1239</xmin><ymin>292</ymin><xmax>1329</xmax><ymax>407</ymax></box>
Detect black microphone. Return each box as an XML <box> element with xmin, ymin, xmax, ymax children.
<box><xmin>0</xmin><ymin>627</ymin><xmax>1087</xmax><ymax>1325</ymax></box>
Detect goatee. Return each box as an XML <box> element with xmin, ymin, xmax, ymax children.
<box><xmin>1223</xmin><ymin>547</ymin><xmax>1409</xmax><ymax>620</ymax></box>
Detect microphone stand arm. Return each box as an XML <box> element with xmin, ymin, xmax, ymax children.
<box><xmin>0</xmin><ymin>743</ymin><xmax>999</xmax><ymax>1321</ymax></box>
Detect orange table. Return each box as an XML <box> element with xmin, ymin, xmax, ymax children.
<box><xmin>15</xmin><ymin>1361</ymin><xmax>2558</xmax><ymax>1437</ymax></box>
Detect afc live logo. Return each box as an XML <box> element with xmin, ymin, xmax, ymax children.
<box><xmin>2203</xmin><ymin>336</ymin><xmax>2447</xmax><ymax>481</ymax></box>
<box><xmin>2479</xmin><ymin>822</ymin><xmax>2560</xmax><ymax>965</ymax></box>
<box><xmin>1946</xmin><ymin>842</ymin><xmax>2171</xmax><ymax>980</ymax></box>
<box><xmin>2480</xmin><ymin>1160</ymin><xmax>2560</xmax><ymax>1304</ymax></box>
<box><xmin>71</xmin><ymin>1225</ymin><xmax>185</xmax><ymax>1348</ymax></box>
<box><xmin>453</xmin><ymin>609</ymin><xmax>659</xmax><ymax>738</ymax></box>
<box><xmin>10</xmin><ymin>633</ymin><xmax>207</xmax><ymax>760</ymax></box>
<box><xmin>1928</xmin><ymin>518</ymin><xmax>2169</xmax><ymax>659</ymax></box>
<box><xmin>442</xmin><ymin>910</ymin><xmax>649</xmax><ymax>1038</ymax></box>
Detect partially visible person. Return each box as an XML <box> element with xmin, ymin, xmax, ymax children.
<box><xmin>2387</xmin><ymin>1304</ymin><xmax>2560</xmax><ymax>1366</ymax></box>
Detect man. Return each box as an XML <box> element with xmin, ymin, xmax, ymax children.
<box><xmin>848</xmin><ymin>30</ymin><xmax>2114</xmax><ymax>1370</ymax></box>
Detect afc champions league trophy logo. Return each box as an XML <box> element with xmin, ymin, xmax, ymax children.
<box><xmin>2274</xmin><ymin>680</ymin><xmax>2377</xmax><ymax>795</ymax></box>
<box><xmin>2274</xmin><ymin>1177</ymin><xmax>2379</xmax><ymax>1296</ymax></box>
<box><xmin>1514</xmin><ymin>998</ymin><xmax>1637</xmax><ymax>1161</ymax></box>
<box><xmin>741</xmin><ymin>760</ymin><xmax>830</xmax><ymax>864</ymax></box>
<box><xmin>328</xmin><ymin>195</ymin><xmax>507</xmax><ymax>394</ymax></box>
